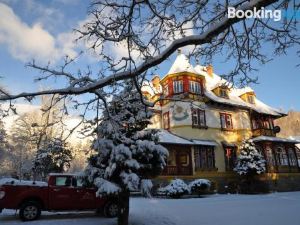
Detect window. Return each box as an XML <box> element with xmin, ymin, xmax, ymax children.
<box><xmin>194</xmin><ymin>146</ymin><xmax>215</xmax><ymax>170</ymax></box>
<box><xmin>179</xmin><ymin>153</ymin><xmax>188</xmax><ymax>165</ymax></box>
<box><xmin>167</xmin><ymin>150</ymin><xmax>176</xmax><ymax>166</ymax></box>
<box><xmin>73</xmin><ymin>177</ymin><xmax>84</xmax><ymax>187</ymax></box>
<box><xmin>247</xmin><ymin>95</ymin><xmax>255</xmax><ymax>104</ymax></box>
<box><xmin>164</xmin><ymin>85</ymin><xmax>169</xmax><ymax>96</ymax></box>
<box><xmin>163</xmin><ymin>112</ymin><xmax>170</xmax><ymax>130</ymax></box>
<box><xmin>288</xmin><ymin>148</ymin><xmax>297</xmax><ymax>166</ymax></box>
<box><xmin>296</xmin><ymin>147</ymin><xmax>300</xmax><ymax>166</ymax></box>
<box><xmin>220</xmin><ymin>113</ymin><xmax>233</xmax><ymax>130</ymax></box>
<box><xmin>55</xmin><ymin>176</ymin><xmax>72</xmax><ymax>187</ymax></box>
<box><xmin>251</xmin><ymin>117</ymin><xmax>274</xmax><ymax>130</ymax></box>
<box><xmin>219</xmin><ymin>88</ymin><xmax>229</xmax><ymax>98</ymax></box>
<box><xmin>252</xmin><ymin>119</ymin><xmax>259</xmax><ymax>129</ymax></box>
<box><xmin>275</xmin><ymin>146</ymin><xmax>288</xmax><ymax>166</ymax></box>
<box><xmin>265</xmin><ymin>145</ymin><xmax>276</xmax><ymax>166</ymax></box>
<box><xmin>224</xmin><ymin>147</ymin><xmax>237</xmax><ymax>171</ymax></box>
<box><xmin>192</xmin><ymin>108</ymin><xmax>206</xmax><ymax>128</ymax></box>
<box><xmin>189</xmin><ymin>81</ymin><xmax>201</xmax><ymax>94</ymax></box>
<box><xmin>173</xmin><ymin>80</ymin><xmax>183</xmax><ymax>93</ymax></box>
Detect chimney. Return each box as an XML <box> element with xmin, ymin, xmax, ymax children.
<box><xmin>207</xmin><ymin>64</ymin><xmax>213</xmax><ymax>77</ymax></box>
<box><xmin>151</xmin><ymin>75</ymin><xmax>160</xmax><ymax>90</ymax></box>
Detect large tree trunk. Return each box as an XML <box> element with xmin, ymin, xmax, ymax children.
<box><xmin>117</xmin><ymin>190</ymin><xmax>130</xmax><ymax>225</ymax></box>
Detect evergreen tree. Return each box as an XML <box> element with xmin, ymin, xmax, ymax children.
<box><xmin>234</xmin><ymin>139</ymin><xmax>266</xmax><ymax>176</ymax></box>
<box><xmin>0</xmin><ymin>108</ymin><xmax>10</xmax><ymax>173</ymax></box>
<box><xmin>0</xmin><ymin>113</ymin><xmax>7</xmax><ymax>159</ymax></box>
<box><xmin>84</xmin><ymin>83</ymin><xmax>168</xmax><ymax>225</ymax></box>
<box><xmin>33</xmin><ymin>138</ymin><xmax>73</xmax><ymax>179</ymax></box>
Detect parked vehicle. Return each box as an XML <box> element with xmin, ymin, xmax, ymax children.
<box><xmin>0</xmin><ymin>173</ymin><xmax>118</xmax><ymax>221</ymax></box>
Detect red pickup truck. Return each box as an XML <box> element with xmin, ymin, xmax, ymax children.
<box><xmin>0</xmin><ymin>173</ymin><xmax>118</xmax><ymax>221</ymax></box>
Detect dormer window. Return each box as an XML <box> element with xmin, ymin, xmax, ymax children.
<box><xmin>173</xmin><ymin>80</ymin><xmax>183</xmax><ymax>93</ymax></box>
<box><xmin>219</xmin><ymin>88</ymin><xmax>229</xmax><ymax>98</ymax></box>
<box><xmin>189</xmin><ymin>81</ymin><xmax>202</xmax><ymax>94</ymax></box>
<box><xmin>247</xmin><ymin>95</ymin><xmax>255</xmax><ymax>104</ymax></box>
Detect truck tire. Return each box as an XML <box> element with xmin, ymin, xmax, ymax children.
<box><xmin>104</xmin><ymin>201</ymin><xmax>118</xmax><ymax>218</ymax></box>
<box><xmin>19</xmin><ymin>201</ymin><xmax>41</xmax><ymax>221</ymax></box>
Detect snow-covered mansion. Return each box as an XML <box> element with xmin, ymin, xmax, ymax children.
<box><xmin>142</xmin><ymin>51</ymin><xmax>300</xmax><ymax>191</ymax></box>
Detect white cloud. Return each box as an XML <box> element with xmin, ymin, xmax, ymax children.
<box><xmin>0</xmin><ymin>3</ymin><xmax>77</xmax><ymax>63</ymax></box>
<box><xmin>53</xmin><ymin>0</ymin><xmax>80</xmax><ymax>5</ymax></box>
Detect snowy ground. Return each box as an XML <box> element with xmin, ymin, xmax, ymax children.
<box><xmin>1</xmin><ymin>192</ymin><xmax>300</xmax><ymax>225</ymax></box>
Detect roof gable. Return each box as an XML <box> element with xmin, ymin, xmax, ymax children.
<box><xmin>168</xmin><ymin>53</ymin><xmax>197</xmax><ymax>75</ymax></box>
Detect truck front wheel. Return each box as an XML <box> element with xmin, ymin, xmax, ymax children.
<box><xmin>19</xmin><ymin>201</ymin><xmax>41</xmax><ymax>221</ymax></box>
<box><xmin>104</xmin><ymin>201</ymin><xmax>118</xmax><ymax>218</ymax></box>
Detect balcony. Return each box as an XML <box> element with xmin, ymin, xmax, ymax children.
<box><xmin>252</xmin><ymin>128</ymin><xmax>275</xmax><ymax>137</ymax></box>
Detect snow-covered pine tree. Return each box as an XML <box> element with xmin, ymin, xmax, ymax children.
<box><xmin>84</xmin><ymin>82</ymin><xmax>168</xmax><ymax>225</ymax></box>
<box><xmin>33</xmin><ymin>138</ymin><xmax>73</xmax><ymax>179</ymax></box>
<box><xmin>234</xmin><ymin>139</ymin><xmax>266</xmax><ymax>176</ymax></box>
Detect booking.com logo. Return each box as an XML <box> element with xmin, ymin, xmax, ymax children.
<box><xmin>228</xmin><ymin>7</ymin><xmax>300</xmax><ymax>21</ymax></box>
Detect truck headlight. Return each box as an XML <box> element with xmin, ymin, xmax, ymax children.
<box><xmin>0</xmin><ymin>191</ymin><xmax>5</xmax><ymax>199</ymax></box>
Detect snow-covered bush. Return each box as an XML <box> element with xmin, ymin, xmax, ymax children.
<box><xmin>189</xmin><ymin>179</ymin><xmax>211</xmax><ymax>195</ymax></box>
<box><xmin>234</xmin><ymin>140</ymin><xmax>266</xmax><ymax>176</ymax></box>
<box><xmin>158</xmin><ymin>179</ymin><xmax>189</xmax><ymax>198</ymax></box>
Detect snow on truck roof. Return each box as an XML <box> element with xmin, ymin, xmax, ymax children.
<box><xmin>48</xmin><ymin>173</ymin><xmax>77</xmax><ymax>176</ymax></box>
<box><xmin>0</xmin><ymin>178</ymin><xmax>47</xmax><ymax>187</ymax></box>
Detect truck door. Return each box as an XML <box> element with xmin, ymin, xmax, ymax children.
<box><xmin>72</xmin><ymin>177</ymin><xmax>96</xmax><ymax>209</ymax></box>
<box><xmin>49</xmin><ymin>176</ymin><xmax>77</xmax><ymax>210</ymax></box>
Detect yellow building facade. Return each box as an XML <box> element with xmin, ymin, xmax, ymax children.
<box><xmin>142</xmin><ymin>51</ymin><xmax>300</xmax><ymax>190</ymax></box>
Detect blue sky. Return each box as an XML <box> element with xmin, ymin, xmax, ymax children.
<box><xmin>0</xmin><ymin>0</ymin><xmax>299</xmax><ymax>112</ymax></box>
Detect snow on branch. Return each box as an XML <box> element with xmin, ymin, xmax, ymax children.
<box><xmin>0</xmin><ymin>0</ymin><xmax>289</xmax><ymax>101</ymax></box>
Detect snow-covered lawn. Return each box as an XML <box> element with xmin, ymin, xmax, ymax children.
<box><xmin>1</xmin><ymin>192</ymin><xmax>300</xmax><ymax>225</ymax></box>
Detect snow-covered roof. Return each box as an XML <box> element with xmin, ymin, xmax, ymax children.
<box><xmin>288</xmin><ymin>136</ymin><xmax>300</xmax><ymax>149</ymax></box>
<box><xmin>251</xmin><ymin>136</ymin><xmax>300</xmax><ymax>143</ymax></box>
<box><xmin>234</xmin><ymin>87</ymin><xmax>255</xmax><ymax>97</ymax></box>
<box><xmin>145</xmin><ymin>53</ymin><xmax>286</xmax><ymax>117</ymax></box>
<box><xmin>158</xmin><ymin>130</ymin><xmax>218</xmax><ymax>146</ymax></box>
<box><xmin>168</xmin><ymin>53</ymin><xmax>197</xmax><ymax>75</ymax></box>
<box><xmin>192</xmin><ymin>139</ymin><xmax>218</xmax><ymax>146</ymax></box>
<box><xmin>158</xmin><ymin>129</ymin><xmax>193</xmax><ymax>145</ymax></box>
<box><xmin>194</xmin><ymin>64</ymin><xmax>284</xmax><ymax>117</ymax></box>
<box><xmin>141</xmin><ymin>80</ymin><xmax>162</xmax><ymax>96</ymax></box>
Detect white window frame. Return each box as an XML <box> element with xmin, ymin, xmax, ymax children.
<box><xmin>173</xmin><ymin>80</ymin><xmax>183</xmax><ymax>93</ymax></box>
<box><xmin>220</xmin><ymin>113</ymin><xmax>233</xmax><ymax>129</ymax></box>
<box><xmin>192</xmin><ymin>108</ymin><xmax>206</xmax><ymax>128</ymax></box>
<box><xmin>189</xmin><ymin>81</ymin><xmax>201</xmax><ymax>94</ymax></box>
